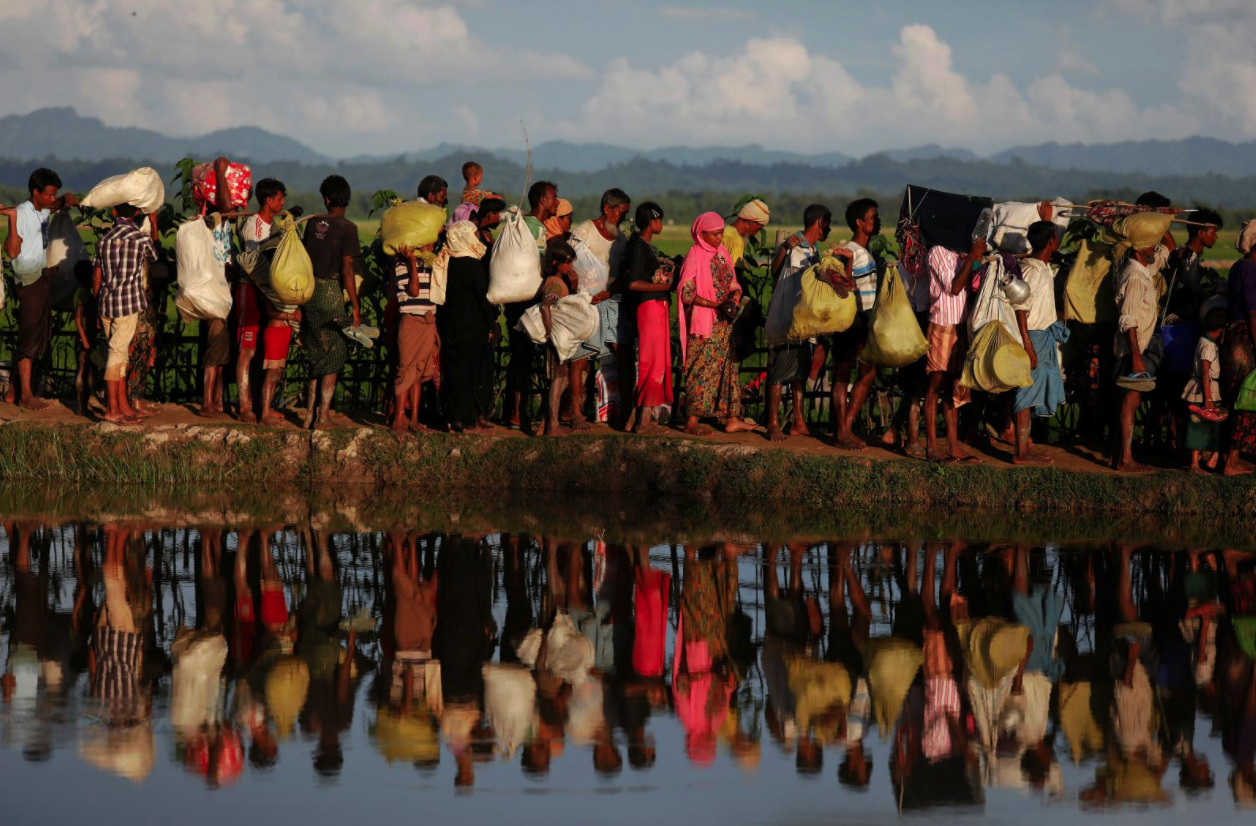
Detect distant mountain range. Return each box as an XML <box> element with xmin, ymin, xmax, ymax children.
<box><xmin>0</xmin><ymin>108</ymin><xmax>328</xmax><ymax>165</ymax></box>
<box><xmin>6</xmin><ymin>108</ymin><xmax>1256</xmax><ymax>179</ymax></box>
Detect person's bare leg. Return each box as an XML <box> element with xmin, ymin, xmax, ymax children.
<box><xmin>1223</xmin><ymin>447</ymin><xmax>1256</xmax><ymax>476</ymax></box>
<box><xmin>200</xmin><ymin>366</ymin><xmax>223</xmax><ymax>418</ymax></box>
<box><xmin>724</xmin><ymin>415</ymin><xmax>756</xmax><ymax>434</ymax></box>
<box><xmin>302</xmin><ymin>378</ymin><xmax>318</xmax><ymax>429</ymax></box>
<box><xmin>259</xmin><ymin>368</ymin><xmax>285</xmax><ymax>425</ymax></box>
<box><xmin>544</xmin><ymin>373</ymin><xmax>568</xmax><ymax>436</ymax></box>
<box><xmin>408</xmin><ymin>384</ymin><xmax>426</xmax><ymax>432</ymax></box>
<box><xmin>569</xmin><ymin>358</ymin><xmax>591</xmax><ymax>431</ymax></box>
<box><xmin>685</xmin><ymin>416</ymin><xmax>715</xmax><ymax>436</ymax></box>
<box><xmin>788</xmin><ymin>382</ymin><xmax>811</xmax><ymax>437</ymax></box>
<box><xmin>390</xmin><ymin>387</ymin><xmax>410</xmax><ymax>440</ymax></box>
<box><xmin>840</xmin><ymin>363</ymin><xmax>876</xmax><ymax>449</ymax></box>
<box><xmin>236</xmin><ymin>348</ymin><xmax>256</xmax><ymax>423</ymax></box>
<box><xmin>925</xmin><ymin>372</ymin><xmax>945</xmax><ymax>461</ymax></box>
<box><xmin>905</xmin><ymin>399</ymin><xmax>922</xmax><ymax>455</ymax></box>
<box><xmin>314</xmin><ymin>374</ymin><xmax>339</xmax><ymax>429</ymax></box>
<box><xmin>830</xmin><ymin>360</ymin><xmax>863</xmax><ymax>450</ymax></box>
<box><xmin>766</xmin><ymin>383</ymin><xmax>786</xmax><ymax>441</ymax></box>
<box><xmin>16</xmin><ymin>358</ymin><xmax>48</xmax><ymax>411</ymax></box>
<box><xmin>1115</xmin><ymin>390</ymin><xmax>1151</xmax><ymax>472</ymax></box>
<box><xmin>942</xmin><ymin>397</ymin><xmax>969</xmax><ymax>461</ymax></box>
<box><xmin>1014</xmin><ymin>408</ymin><xmax>1050</xmax><ymax>465</ymax></box>
<box><xmin>75</xmin><ymin>354</ymin><xmax>87</xmax><ymax>416</ymax></box>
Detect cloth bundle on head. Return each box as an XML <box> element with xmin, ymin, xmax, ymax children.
<box><xmin>1104</xmin><ymin>212</ymin><xmax>1173</xmax><ymax>259</ymax></box>
<box><xmin>431</xmin><ymin>220</ymin><xmax>486</xmax><ymax>306</ymax></box>
<box><xmin>737</xmin><ymin>198</ymin><xmax>770</xmax><ymax>226</ymax></box>
<box><xmin>544</xmin><ymin>198</ymin><xmax>574</xmax><ymax>240</ymax></box>
<box><xmin>677</xmin><ymin>212</ymin><xmax>730</xmax><ymax>359</ymax></box>
<box><xmin>1237</xmin><ymin>219</ymin><xmax>1256</xmax><ymax>255</ymax></box>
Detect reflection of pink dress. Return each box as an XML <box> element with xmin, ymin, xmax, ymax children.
<box><xmin>674</xmin><ymin>671</ymin><xmax>732</xmax><ymax>767</ymax></box>
<box><xmin>633</xmin><ymin>567</ymin><xmax>671</xmax><ymax>678</ymax></box>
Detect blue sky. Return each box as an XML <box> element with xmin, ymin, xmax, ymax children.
<box><xmin>0</xmin><ymin>0</ymin><xmax>1247</xmax><ymax>157</ymax></box>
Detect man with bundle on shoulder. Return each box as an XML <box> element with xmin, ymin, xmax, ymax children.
<box><xmin>1</xmin><ymin>167</ymin><xmax>79</xmax><ymax>411</ymax></box>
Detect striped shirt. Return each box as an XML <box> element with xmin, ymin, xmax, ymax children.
<box><xmin>392</xmin><ymin>255</ymin><xmax>435</xmax><ymax>315</ymax></box>
<box><xmin>927</xmin><ymin>246</ymin><xmax>968</xmax><ymax>326</ymax></box>
<box><xmin>844</xmin><ymin>241</ymin><xmax>880</xmax><ymax>312</ymax></box>
<box><xmin>1114</xmin><ymin>257</ymin><xmax>1158</xmax><ymax>357</ymax></box>
<box><xmin>94</xmin><ymin>218</ymin><xmax>157</xmax><ymax>319</ymax></box>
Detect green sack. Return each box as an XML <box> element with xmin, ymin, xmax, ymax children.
<box><xmin>788</xmin><ymin>255</ymin><xmax>856</xmax><ymax>340</ymax></box>
<box><xmin>1236</xmin><ymin>369</ymin><xmax>1256</xmax><ymax>412</ymax></box>
<box><xmin>960</xmin><ymin>321</ymin><xmax>1033</xmax><ymax>393</ymax></box>
<box><xmin>862</xmin><ymin>262</ymin><xmax>928</xmax><ymax>368</ymax></box>
<box><xmin>381</xmin><ymin>201</ymin><xmax>447</xmax><ymax>255</ymax></box>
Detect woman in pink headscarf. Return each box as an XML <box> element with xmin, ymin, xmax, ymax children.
<box><xmin>679</xmin><ymin>213</ymin><xmax>756</xmax><ymax>436</ymax></box>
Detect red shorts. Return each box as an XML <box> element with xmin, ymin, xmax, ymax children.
<box><xmin>262</xmin><ymin>324</ymin><xmax>293</xmax><ymax>368</ymax></box>
<box><xmin>236</xmin><ymin>283</ymin><xmax>263</xmax><ymax>349</ymax></box>
<box><xmin>259</xmin><ymin>584</ymin><xmax>288</xmax><ymax>627</ymax></box>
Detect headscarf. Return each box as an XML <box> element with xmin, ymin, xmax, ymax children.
<box><xmin>736</xmin><ymin>198</ymin><xmax>770</xmax><ymax>226</ymax></box>
<box><xmin>445</xmin><ymin>220</ymin><xmax>486</xmax><ymax>259</ymax></box>
<box><xmin>432</xmin><ymin>220</ymin><xmax>486</xmax><ymax>302</ymax></box>
<box><xmin>1238</xmin><ymin>219</ymin><xmax>1256</xmax><ymax>256</ymax></box>
<box><xmin>544</xmin><ymin>198</ymin><xmax>574</xmax><ymax>240</ymax></box>
<box><xmin>677</xmin><ymin>212</ymin><xmax>730</xmax><ymax>359</ymax></box>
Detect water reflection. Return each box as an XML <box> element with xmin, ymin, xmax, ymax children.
<box><xmin>2</xmin><ymin>521</ymin><xmax>1255</xmax><ymax>816</ymax></box>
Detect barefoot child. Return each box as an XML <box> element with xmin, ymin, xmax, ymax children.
<box><xmin>92</xmin><ymin>203</ymin><xmax>159</xmax><ymax>424</ymax></box>
<box><xmin>540</xmin><ymin>242</ymin><xmax>579</xmax><ymax>436</ymax></box>
<box><xmin>1183</xmin><ymin>306</ymin><xmax>1226</xmax><ymax>474</ymax></box>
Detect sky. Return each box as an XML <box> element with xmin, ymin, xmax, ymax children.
<box><xmin>1</xmin><ymin>0</ymin><xmax>1252</xmax><ymax>158</ymax></box>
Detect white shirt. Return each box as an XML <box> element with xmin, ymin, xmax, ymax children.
<box><xmin>11</xmin><ymin>201</ymin><xmax>51</xmax><ymax>285</ymax></box>
<box><xmin>1019</xmin><ymin>258</ymin><xmax>1057</xmax><ymax>331</ymax></box>
<box><xmin>238</xmin><ymin>214</ymin><xmax>274</xmax><ymax>255</ymax></box>
<box><xmin>1114</xmin><ymin>257</ymin><xmax>1158</xmax><ymax>357</ymax></box>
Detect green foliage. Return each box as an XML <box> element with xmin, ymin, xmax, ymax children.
<box><xmin>170</xmin><ymin>157</ymin><xmax>198</xmax><ymax>216</ymax></box>
<box><xmin>368</xmin><ymin>188</ymin><xmax>401</xmax><ymax>219</ymax></box>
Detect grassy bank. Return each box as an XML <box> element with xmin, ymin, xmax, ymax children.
<box><xmin>1</xmin><ymin>422</ymin><xmax>1255</xmax><ymax>534</ymax></box>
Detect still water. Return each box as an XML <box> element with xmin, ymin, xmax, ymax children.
<box><xmin>1</xmin><ymin>515</ymin><xmax>1253</xmax><ymax>825</ymax></box>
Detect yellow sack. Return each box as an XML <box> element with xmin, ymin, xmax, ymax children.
<box><xmin>960</xmin><ymin>321</ymin><xmax>1033</xmax><ymax>393</ymax></box>
<box><xmin>381</xmin><ymin>201</ymin><xmax>447</xmax><ymax>255</ymax></box>
<box><xmin>1104</xmin><ymin>212</ymin><xmax>1172</xmax><ymax>258</ymax></box>
<box><xmin>271</xmin><ymin>215</ymin><xmax>315</xmax><ymax>306</ymax></box>
<box><xmin>788</xmin><ymin>254</ymin><xmax>856</xmax><ymax>340</ymax></box>
<box><xmin>1064</xmin><ymin>239</ymin><xmax>1114</xmax><ymax>324</ymax></box>
<box><xmin>862</xmin><ymin>263</ymin><xmax>928</xmax><ymax>367</ymax></box>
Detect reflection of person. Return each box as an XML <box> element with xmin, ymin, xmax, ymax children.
<box><xmin>297</xmin><ymin>527</ymin><xmax>354</xmax><ymax>779</ymax></box>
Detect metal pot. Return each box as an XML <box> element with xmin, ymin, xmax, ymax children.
<box><xmin>1002</xmin><ymin>276</ymin><xmax>1031</xmax><ymax>307</ymax></box>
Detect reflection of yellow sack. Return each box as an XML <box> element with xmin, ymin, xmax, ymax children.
<box><xmin>788</xmin><ymin>257</ymin><xmax>856</xmax><ymax>340</ymax></box>
<box><xmin>960</xmin><ymin>321</ymin><xmax>1033</xmax><ymax>393</ymax></box>
<box><xmin>1064</xmin><ymin>239</ymin><xmax>1114</xmax><ymax>324</ymax></box>
<box><xmin>862</xmin><ymin>263</ymin><xmax>928</xmax><ymax>367</ymax></box>
<box><xmin>271</xmin><ymin>215</ymin><xmax>315</xmax><ymax>306</ymax></box>
<box><xmin>265</xmin><ymin>656</ymin><xmax>310</xmax><ymax>738</ymax></box>
<box><xmin>956</xmin><ymin>618</ymin><xmax>1030</xmax><ymax>690</ymax></box>
<box><xmin>860</xmin><ymin>636</ymin><xmax>922</xmax><ymax>737</ymax></box>
<box><xmin>786</xmin><ymin>656</ymin><xmax>851</xmax><ymax>743</ymax></box>
<box><xmin>381</xmin><ymin>201</ymin><xmax>447</xmax><ymax>255</ymax></box>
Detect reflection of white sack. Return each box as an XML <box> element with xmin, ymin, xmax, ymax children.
<box><xmin>991</xmin><ymin>199</ymin><xmax>1072</xmax><ymax>255</ymax></box>
<box><xmin>81</xmin><ymin>167</ymin><xmax>166</xmax><ymax>213</ymax></box>
<box><xmin>518</xmin><ymin>292</ymin><xmax>599</xmax><ymax>362</ymax></box>
<box><xmin>573</xmin><ymin>240</ymin><xmax>609</xmax><ymax>295</ymax></box>
<box><xmin>175</xmin><ymin>217</ymin><xmax>232</xmax><ymax>320</ymax></box>
<box><xmin>516</xmin><ymin>628</ymin><xmax>543</xmax><ymax>667</ymax></box>
<box><xmin>544</xmin><ymin>612</ymin><xmax>594</xmax><ymax>684</ymax></box>
<box><xmin>170</xmin><ymin>630</ymin><xmax>227</xmax><ymax>734</ymax></box>
<box><xmin>482</xmin><ymin>664</ymin><xmax>536</xmax><ymax>759</ymax></box>
<box><xmin>45</xmin><ymin>210</ymin><xmax>89</xmax><ymax>309</ymax></box>
<box><xmin>487</xmin><ymin>206</ymin><xmax>542</xmax><ymax>303</ymax></box>
<box><xmin>79</xmin><ymin>724</ymin><xmax>155</xmax><ymax>783</ymax></box>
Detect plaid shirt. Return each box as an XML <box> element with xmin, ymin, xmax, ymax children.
<box><xmin>94</xmin><ymin>218</ymin><xmax>157</xmax><ymax>318</ymax></box>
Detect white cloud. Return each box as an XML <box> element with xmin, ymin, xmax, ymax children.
<box><xmin>659</xmin><ymin>6</ymin><xmax>756</xmax><ymax>22</ymax></box>
<box><xmin>1055</xmin><ymin>50</ymin><xmax>1100</xmax><ymax>76</ymax></box>
<box><xmin>556</xmin><ymin>25</ymin><xmax>1190</xmax><ymax>154</ymax></box>
<box><xmin>0</xmin><ymin>0</ymin><xmax>591</xmax><ymax>154</ymax></box>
